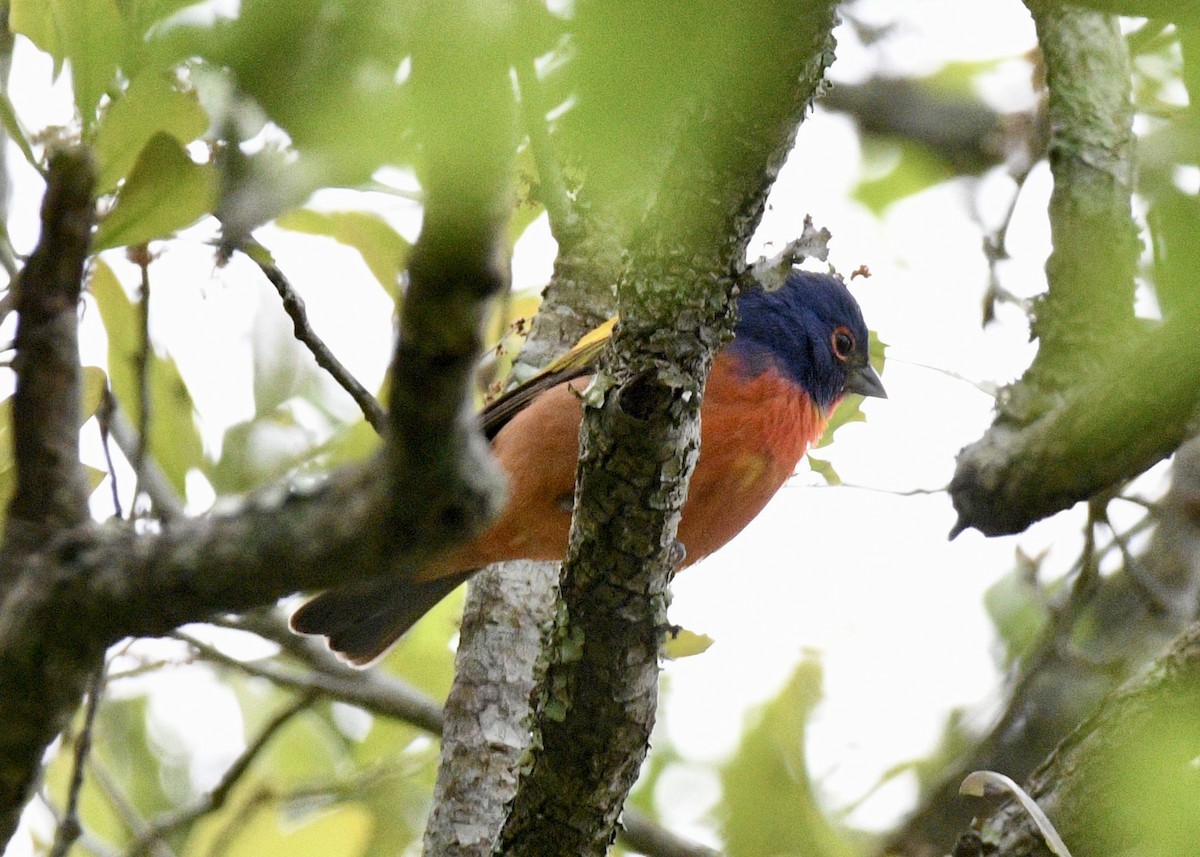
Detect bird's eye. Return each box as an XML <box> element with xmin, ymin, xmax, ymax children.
<box><xmin>831</xmin><ymin>327</ymin><xmax>855</xmax><ymax>361</ymax></box>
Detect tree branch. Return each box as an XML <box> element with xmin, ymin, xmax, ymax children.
<box><xmin>422</xmin><ymin>559</ymin><xmax>560</xmax><ymax>856</ymax></box>
<box><xmin>951</xmin><ymin>5</ymin><xmax>1150</xmax><ymax>536</ymax></box>
<box><xmin>497</xmin><ymin>4</ymin><xmax>840</xmax><ymax>854</ymax></box>
<box><xmin>128</xmin><ymin>692</ymin><xmax>315</xmax><ymax>857</ymax></box>
<box><xmin>97</xmin><ymin>392</ymin><xmax>185</xmax><ymax>521</ymax></box>
<box><xmin>47</xmin><ymin>666</ymin><xmax>105</xmax><ymax>857</ymax></box>
<box><xmin>179</xmin><ymin>630</ymin><xmax>444</xmax><ymax>736</ymax></box>
<box><xmin>4</xmin><ymin>148</ymin><xmax>94</xmax><ymax>551</ymax></box>
<box><xmin>189</xmin><ymin>619</ymin><xmax>721</xmax><ymax>857</ymax></box>
<box><xmin>821</xmin><ymin>78</ymin><xmax>1014</xmax><ymax>175</ymax></box>
<box><xmin>0</xmin><ymin>148</ymin><xmax>98</xmax><ymax>843</ymax></box>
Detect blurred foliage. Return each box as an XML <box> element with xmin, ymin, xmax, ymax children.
<box><xmin>93</xmin><ymin>132</ymin><xmax>217</xmax><ymax>252</ymax></box>
<box><xmin>983</xmin><ymin>550</ymin><xmax>1054</xmax><ymax>670</ymax></box>
<box><xmin>853</xmin><ymin>140</ymin><xmax>955</xmax><ymax>214</ymax></box>
<box><xmin>274</xmin><ymin>209</ymin><xmax>409</xmax><ymax>302</ymax></box>
<box><xmin>3</xmin><ymin>2</ymin><xmax>1200</xmax><ymax>857</ymax></box>
<box><xmin>1088</xmin><ymin>705</ymin><xmax>1200</xmax><ymax>857</ymax></box>
<box><xmin>90</xmin><ymin>259</ymin><xmax>204</xmax><ymax>495</ymax></box>
<box><xmin>719</xmin><ymin>657</ymin><xmax>857</xmax><ymax>857</ymax></box>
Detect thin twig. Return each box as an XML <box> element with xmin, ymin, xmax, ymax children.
<box><xmin>102</xmin><ymin>395</ymin><xmax>185</xmax><ymax>521</ymax></box>
<box><xmin>203</xmin><ymin>788</ymin><xmax>271</xmax><ymax>857</ymax></box>
<box><xmin>513</xmin><ymin>32</ymin><xmax>579</xmax><ymax>242</ymax></box>
<box><xmin>48</xmin><ymin>665</ymin><xmax>106</xmax><ymax>857</ymax></box>
<box><xmin>242</xmin><ymin>241</ymin><xmax>387</xmax><ymax>434</ymax></box>
<box><xmin>128</xmin><ymin>693</ymin><xmax>316</xmax><ymax>857</ymax></box>
<box><xmin>37</xmin><ymin>789</ymin><xmax>123</xmax><ymax>857</ymax></box>
<box><xmin>973</xmin><ymin>160</ymin><xmax>1040</xmax><ymax>326</ymax></box>
<box><xmin>88</xmin><ymin>764</ymin><xmax>177</xmax><ymax>857</ymax></box>
<box><xmin>814</xmin><ymin>481</ymin><xmax>945</xmax><ymax>497</ymax></box>
<box><xmin>199</xmin><ymin>765</ymin><xmax>397</xmax><ymax>857</ymax></box>
<box><xmin>214</xmin><ymin>609</ymin><xmax>328</xmax><ymax>665</ymax></box>
<box><xmin>175</xmin><ymin>630</ymin><xmax>444</xmax><ymax>734</ymax></box>
<box><xmin>129</xmin><ymin>245</ymin><xmax>153</xmax><ymax>507</ymax></box>
<box><xmin>97</xmin><ymin>389</ymin><xmax>124</xmax><ymax>519</ymax></box>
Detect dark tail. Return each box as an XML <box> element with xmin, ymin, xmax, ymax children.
<box><xmin>290</xmin><ymin>570</ymin><xmax>477</xmax><ymax>666</ymax></box>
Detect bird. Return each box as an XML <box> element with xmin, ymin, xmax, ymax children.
<box><xmin>291</xmin><ymin>270</ymin><xmax>885</xmax><ymax>664</ymax></box>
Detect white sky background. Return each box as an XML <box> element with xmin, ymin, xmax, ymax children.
<box><xmin>3</xmin><ymin>1</ymin><xmax>1171</xmax><ymax>852</ymax></box>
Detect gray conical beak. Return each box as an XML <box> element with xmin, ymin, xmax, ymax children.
<box><xmin>846</xmin><ymin>363</ymin><xmax>886</xmax><ymax>399</ymax></box>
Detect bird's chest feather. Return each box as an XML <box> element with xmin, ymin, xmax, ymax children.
<box><xmin>677</xmin><ymin>360</ymin><xmax>829</xmax><ymax>564</ymax></box>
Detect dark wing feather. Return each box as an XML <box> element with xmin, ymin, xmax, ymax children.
<box><xmin>290</xmin><ymin>571</ymin><xmax>475</xmax><ymax>666</ymax></box>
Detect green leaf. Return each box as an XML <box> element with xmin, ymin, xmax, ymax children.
<box><xmin>718</xmin><ymin>658</ymin><xmax>857</xmax><ymax>857</ymax></box>
<box><xmin>93</xmin><ymin>132</ymin><xmax>217</xmax><ymax>251</ymax></box>
<box><xmin>663</xmin><ymin>627</ymin><xmax>714</xmax><ymax>660</ymax></box>
<box><xmin>195</xmin><ymin>0</ymin><xmax>416</xmax><ymax>187</ymax></box>
<box><xmin>11</xmin><ymin>0</ymin><xmax>126</xmax><ymax>126</ymax></box>
<box><xmin>81</xmin><ymin>365</ymin><xmax>107</xmax><ymax>422</ymax></box>
<box><xmin>89</xmin><ymin>260</ymin><xmax>205</xmax><ymax>495</ymax></box>
<box><xmin>983</xmin><ymin>552</ymin><xmax>1051</xmax><ymax>668</ymax></box>
<box><xmin>0</xmin><ymin>91</ymin><xmax>38</xmax><ymax>170</ymax></box>
<box><xmin>212</xmin><ymin>803</ymin><xmax>373</xmax><ymax>857</ymax></box>
<box><xmin>94</xmin><ymin>72</ymin><xmax>211</xmax><ymax>195</ymax></box>
<box><xmin>853</xmin><ymin>139</ymin><xmax>955</xmax><ymax>213</ymax></box>
<box><xmin>91</xmin><ymin>694</ymin><xmax>175</xmax><ymax>826</ymax></box>
<box><xmin>275</xmin><ymin>209</ymin><xmax>409</xmax><ymax>299</ymax></box>
<box><xmin>805</xmin><ymin>454</ymin><xmax>841</xmax><ymax>486</ymax></box>
<box><xmin>117</xmin><ymin>0</ymin><xmax>207</xmax><ymax>48</ymax></box>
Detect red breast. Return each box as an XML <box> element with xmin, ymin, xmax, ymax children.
<box><xmin>421</xmin><ymin>351</ymin><xmax>828</xmax><ymax>580</ymax></box>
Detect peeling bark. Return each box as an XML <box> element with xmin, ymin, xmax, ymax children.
<box><xmin>423</xmin><ymin>560</ymin><xmax>560</xmax><ymax>857</ymax></box>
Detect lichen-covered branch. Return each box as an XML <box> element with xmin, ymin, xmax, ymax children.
<box><xmin>951</xmin><ymin>5</ymin><xmax>1150</xmax><ymax>537</ymax></box>
<box><xmin>422</xmin><ymin>196</ymin><xmax>623</xmax><ymax>857</ymax></box>
<box><xmin>497</xmin><ymin>4</ymin><xmax>840</xmax><ymax>854</ymax></box>
<box><xmin>422</xmin><ymin>560</ymin><xmax>560</xmax><ymax>857</ymax></box>
<box><xmin>1064</xmin><ymin>0</ymin><xmax>1200</xmax><ymax>22</ymax></box>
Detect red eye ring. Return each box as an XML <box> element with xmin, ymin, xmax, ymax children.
<box><xmin>831</xmin><ymin>326</ymin><xmax>855</xmax><ymax>361</ymax></box>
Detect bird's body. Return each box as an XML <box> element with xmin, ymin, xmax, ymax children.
<box><xmin>292</xmin><ymin>271</ymin><xmax>884</xmax><ymax>664</ymax></box>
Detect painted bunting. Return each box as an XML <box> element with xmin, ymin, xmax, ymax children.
<box><xmin>292</xmin><ymin>271</ymin><xmax>885</xmax><ymax>664</ymax></box>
